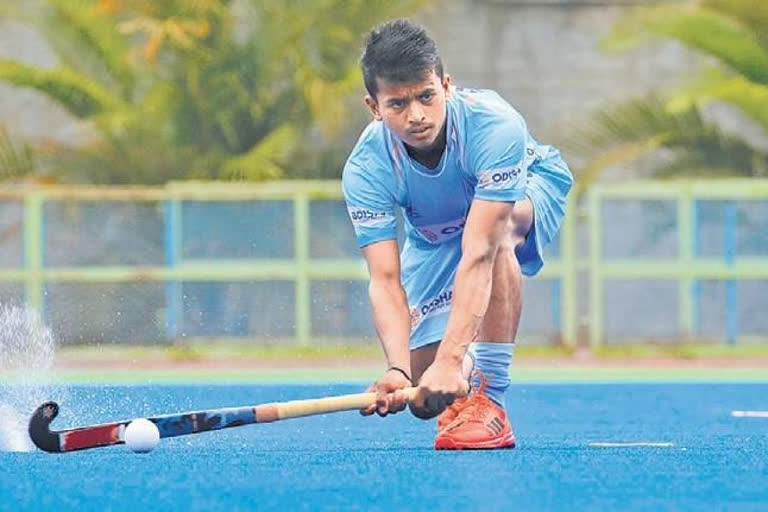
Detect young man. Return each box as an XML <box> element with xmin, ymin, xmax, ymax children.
<box><xmin>342</xmin><ymin>19</ymin><xmax>572</xmax><ymax>450</ymax></box>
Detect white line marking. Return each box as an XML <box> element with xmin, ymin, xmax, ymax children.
<box><xmin>588</xmin><ymin>442</ymin><xmax>676</xmax><ymax>448</ymax></box>
<box><xmin>731</xmin><ymin>410</ymin><xmax>768</xmax><ymax>418</ymax></box>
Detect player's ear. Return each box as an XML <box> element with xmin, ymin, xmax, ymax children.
<box><xmin>442</xmin><ymin>74</ymin><xmax>452</xmax><ymax>96</ymax></box>
<box><xmin>365</xmin><ymin>95</ymin><xmax>382</xmax><ymax>121</ymax></box>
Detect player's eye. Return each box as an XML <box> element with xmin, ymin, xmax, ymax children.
<box><xmin>419</xmin><ymin>91</ymin><xmax>434</xmax><ymax>102</ymax></box>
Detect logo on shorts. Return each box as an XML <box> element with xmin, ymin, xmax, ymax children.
<box><xmin>409</xmin><ymin>287</ymin><xmax>453</xmax><ymax>330</ymax></box>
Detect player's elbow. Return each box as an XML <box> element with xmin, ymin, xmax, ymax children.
<box><xmin>368</xmin><ymin>269</ymin><xmax>401</xmax><ymax>296</ymax></box>
<box><xmin>461</xmin><ymin>218</ymin><xmax>509</xmax><ymax>267</ymax></box>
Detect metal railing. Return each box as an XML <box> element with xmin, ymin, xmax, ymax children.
<box><xmin>1</xmin><ymin>179</ymin><xmax>767</xmax><ymax>346</ymax></box>
<box><xmin>587</xmin><ymin>179</ymin><xmax>768</xmax><ymax>346</ymax></box>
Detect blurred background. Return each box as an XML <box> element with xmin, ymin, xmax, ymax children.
<box><xmin>0</xmin><ymin>0</ymin><xmax>766</xmax><ymax>355</ymax></box>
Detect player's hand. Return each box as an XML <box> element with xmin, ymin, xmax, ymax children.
<box><xmin>360</xmin><ymin>368</ymin><xmax>412</xmax><ymax>417</ymax></box>
<box><xmin>410</xmin><ymin>361</ymin><xmax>469</xmax><ymax>419</ymax></box>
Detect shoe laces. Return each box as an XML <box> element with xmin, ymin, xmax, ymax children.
<box><xmin>455</xmin><ymin>372</ymin><xmax>495</xmax><ymax>423</ymax></box>
<box><xmin>461</xmin><ymin>395</ymin><xmax>496</xmax><ymax>422</ymax></box>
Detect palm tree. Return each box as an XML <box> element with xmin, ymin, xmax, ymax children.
<box><xmin>0</xmin><ymin>124</ymin><xmax>35</xmax><ymax>180</ymax></box>
<box><xmin>0</xmin><ymin>0</ymin><xmax>427</xmax><ymax>183</ymax></box>
<box><xmin>572</xmin><ymin>0</ymin><xmax>768</xmax><ymax>186</ymax></box>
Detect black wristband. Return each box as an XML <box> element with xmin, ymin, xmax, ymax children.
<box><xmin>387</xmin><ymin>366</ymin><xmax>412</xmax><ymax>384</ymax></box>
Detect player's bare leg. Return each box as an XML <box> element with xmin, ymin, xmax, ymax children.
<box><xmin>410</xmin><ymin>343</ymin><xmax>438</xmax><ymax>384</ymax></box>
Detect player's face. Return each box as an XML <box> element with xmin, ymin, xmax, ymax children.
<box><xmin>365</xmin><ymin>72</ymin><xmax>451</xmax><ymax>151</ymax></box>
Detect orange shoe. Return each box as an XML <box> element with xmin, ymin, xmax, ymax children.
<box><xmin>434</xmin><ymin>374</ymin><xmax>515</xmax><ymax>450</ymax></box>
<box><xmin>437</xmin><ymin>397</ymin><xmax>468</xmax><ymax>432</ymax></box>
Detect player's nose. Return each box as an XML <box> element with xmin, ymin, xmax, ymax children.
<box><xmin>407</xmin><ymin>102</ymin><xmax>426</xmax><ymax>123</ymax></box>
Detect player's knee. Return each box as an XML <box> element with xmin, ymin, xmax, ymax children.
<box><xmin>496</xmin><ymin>237</ymin><xmax>517</xmax><ymax>260</ymax></box>
<box><xmin>506</xmin><ymin>220</ymin><xmax>526</xmax><ymax>250</ymax></box>
<box><xmin>509</xmin><ymin>200</ymin><xmax>533</xmax><ymax>249</ymax></box>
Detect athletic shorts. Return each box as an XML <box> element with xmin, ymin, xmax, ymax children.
<box><xmin>402</xmin><ymin>163</ymin><xmax>571</xmax><ymax>350</ymax></box>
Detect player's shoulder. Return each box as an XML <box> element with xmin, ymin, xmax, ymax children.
<box><xmin>342</xmin><ymin>121</ymin><xmax>397</xmax><ymax>193</ymax></box>
<box><xmin>344</xmin><ymin>121</ymin><xmax>389</xmax><ymax>175</ymax></box>
<box><xmin>450</xmin><ymin>87</ymin><xmax>527</xmax><ymax>135</ymax></box>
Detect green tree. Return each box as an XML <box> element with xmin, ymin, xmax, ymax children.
<box><xmin>0</xmin><ymin>125</ymin><xmax>35</xmax><ymax>180</ymax></box>
<box><xmin>572</xmin><ymin>0</ymin><xmax>768</xmax><ymax>187</ymax></box>
<box><xmin>0</xmin><ymin>0</ymin><xmax>427</xmax><ymax>183</ymax></box>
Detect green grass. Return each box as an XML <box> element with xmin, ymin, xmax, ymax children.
<box><xmin>55</xmin><ymin>340</ymin><xmax>768</xmax><ymax>364</ymax></box>
<box><xmin>56</xmin><ymin>341</ymin><xmax>384</xmax><ymax>364</ymax></box>
<box><xmin>589</xmin><ymin>342</ymin><xmax>768</xmax><ymax>360</ymax></box>
<box><xmin>42</xmin><ymin>365</ymin><xmax>768</xmax><ymax>385</ymax></box>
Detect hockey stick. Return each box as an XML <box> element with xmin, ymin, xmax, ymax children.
<box><xmin>29</xmin><ymin>387</ymin><xmax>418</xmax><ymax>453</ymax></box>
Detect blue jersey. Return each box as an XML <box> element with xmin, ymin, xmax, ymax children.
<box><xmin>342</xmin><ymin>87</ymin><xmax>572</xmax><ymax>348</ymax></box>
<box><xmin>342</xmin><ymin>87</ymin><xmax>563</xmax><ymax>249</ymax></box>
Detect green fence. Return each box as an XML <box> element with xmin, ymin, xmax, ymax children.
<box><xmin>588</xmin><ymin>179</ymin><xmax>768</xmax><ymax>347</ymax></box>
<box><xmin>1</xmin><ymin>179</ymin><xmax>767</xmax><ymax>346</ymax></box>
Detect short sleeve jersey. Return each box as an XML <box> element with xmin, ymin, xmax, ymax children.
<box><xmin>342</xmin><ymin>87</ymin><xmax>547</xmax><ymax>248</ymax></box>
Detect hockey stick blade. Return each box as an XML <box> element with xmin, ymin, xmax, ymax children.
<box><xmin>29</xmin><ymin>400</ymin><xmax>259</xmax><ymax>453</ymax></box>
<box><xmin>29</xmin><ymin>401</ymin><xmax>63</xmax><ymax>453</ymax></box>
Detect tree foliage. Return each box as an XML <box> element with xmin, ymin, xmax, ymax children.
<box><xmin>0</xmin><ymin>125</ymin><xmax>35</xmax><ymax>180</ymax></box>
<box><xmin>0</xmin><ymin>0</ymin><xmax>427</xmax><ymax>183</ymax></box>
<box><xmin>573</xmin><ymin>0</ymin><xmax>768</xmax><ymax>186</ymax></box>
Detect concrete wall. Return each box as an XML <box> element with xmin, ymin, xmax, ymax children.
<box><xmin>0</xmin><ymin>20</ymin><xmax>89</xmax><ymax>145</ymax></box>
<box><xmin>421</xmin><ymin>0</ymin><xmax>700</xmax><ymax>143</ymax></box>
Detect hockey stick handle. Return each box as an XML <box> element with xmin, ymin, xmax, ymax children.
<box><xmin>255</xmin><ymin>387</ymin><xmax>418</xmax><ymax>422</ymax></box>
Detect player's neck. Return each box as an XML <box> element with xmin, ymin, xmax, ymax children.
<box><xmin>405</xmin><ymin>122</ymin><xmax>447</xmax><ymax>170</ymax></box>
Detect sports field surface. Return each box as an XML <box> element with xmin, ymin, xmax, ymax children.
<box><xmin>2</xmin><ymin>382</ymin><xmax>766</xmax><ymax>511</ymax></box>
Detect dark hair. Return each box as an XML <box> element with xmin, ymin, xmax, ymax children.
<box><xmin>361</xmin><ymin>19</ymin><xmax>444</xmax><ymax>98</ymax></box>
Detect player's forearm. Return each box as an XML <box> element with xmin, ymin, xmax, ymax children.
<box><xmin>434</xmin><ymin>251</ymin><xmax>495</xmax><ymax>367</ymax></box>
<box><xmin>368</xmin><ymin>278</ymin><xmax>412</xmax><ymax>372</ymax></box>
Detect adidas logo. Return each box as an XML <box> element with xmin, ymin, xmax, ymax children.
<box><xmin>487</xmin><ymin>416</ymin><xmax>505</xmax><ymax>435</ymax></box>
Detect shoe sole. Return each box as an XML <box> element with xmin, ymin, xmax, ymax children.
<box><xmin>434</xmin><ymin>433</ymin><xmax>516</xmax><ymax>451</ymax></box>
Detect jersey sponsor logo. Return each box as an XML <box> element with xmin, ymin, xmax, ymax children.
<box><xmin>477</xmin><ymin>165</ymin><xmax>524</xmax><ymax>191</ymax></box>
<box><xmin>477</xmin><ymin>142</ymin><xmax>546</xmax><ymax>192</ymax></box>
<box><xmin>414</xmin><ymin>218</ymin><xmax>466</xmax><ymax>244</ymax></box>
<box><xmin>409</xmin><ymin>287</ymin><xmax>453</xmax><ymax>330</ymax></box>
<box><xmin>347</xmin><ymin>207</ymin><xmax>393</xmax><ymax>231</ymax></box>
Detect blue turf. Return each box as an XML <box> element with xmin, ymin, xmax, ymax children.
<box><xmin>2</xmin><ymin>383</ymin><xmax>767</xmax><ymax>511</ymax></box>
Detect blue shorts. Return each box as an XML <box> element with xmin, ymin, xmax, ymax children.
<box><xmin>402</xmin><ymin>163</ymin><xmax>571</xmax><ymax>350</ymax></box>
